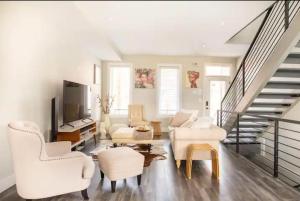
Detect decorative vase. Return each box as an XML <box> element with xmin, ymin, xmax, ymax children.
<box><xmin>104</xmin><ymin>114</ymin><xmax>111</xmax><ymax>133</ymax></box>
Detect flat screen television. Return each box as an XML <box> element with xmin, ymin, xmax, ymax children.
<box><xmin>63</xmin><ymin>80</ymin><xmax>92</xmax><ymax>123</ymax></box>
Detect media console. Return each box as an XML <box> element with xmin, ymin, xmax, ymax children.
<box><xmin>57</xmin><ymin>120</ymin><xmax>97</xmax><ymax>150</ymax></box>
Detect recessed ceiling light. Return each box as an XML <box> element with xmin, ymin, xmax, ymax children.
<box><xmin>221</xmin><ymin>21</ymin><xmax>225</xmax><ymax>26</ymax></box>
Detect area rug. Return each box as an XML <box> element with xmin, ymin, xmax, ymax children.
<box><xmin>90</xmin><ymin>140</ymin><xmax>167</xmax><ymax>167</ymax></box>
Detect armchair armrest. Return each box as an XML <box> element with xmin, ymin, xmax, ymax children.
<box><xmin>174</xmin><ymin>125</ymin><xmax>226</xmax><ymax>141</ymax></box>
<box><xmin>46</xmin><ymin>141</ymin><xmax>71</xmax><ymax>157</ymax></box>
<box><xmin>43</xmin><ymin>151</ymin><xmax>95</xmax><ymax>180</ymax></box>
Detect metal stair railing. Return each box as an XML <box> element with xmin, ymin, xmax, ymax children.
<box><xmin>218</xmin><ymin>109</ymin><xmax>300</xmax><ymax>189</ymax></box>
<box><xmin>221</xmin><ymin>1</ymin><xmax>300</xmax><ymax>127</ymax></box>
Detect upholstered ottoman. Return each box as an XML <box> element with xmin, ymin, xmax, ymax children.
<box><xmin>97</xmin><ymin>147</ymin><xmax>145</xmax><ymax>192</ymax></box>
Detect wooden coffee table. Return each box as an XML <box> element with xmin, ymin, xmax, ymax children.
<box><xmin>110</xmin><ymin>127</ymin><xmax>154</xmax><ymax>152</ymax></box>
<box><xmin>111</xmin><ymin>127</ymin><xmax>153</xmax><ymax>144</ymax></box>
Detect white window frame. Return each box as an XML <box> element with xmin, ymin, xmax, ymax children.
<box><xmin>107</xmin><ymin>63</ymin><xmax>133</xmax><ymax>117</ymax></box>
<box><xmin>157</xmin><ymin>64</ymin><xmax>182</xmax><ymax>117</ymax></box>
<box><xmin>204</xmin><ymin>63</ymin><xmax>233</xmax><ymax>77</ymax></box>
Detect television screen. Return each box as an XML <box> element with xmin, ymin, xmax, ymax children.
<box><xmin>63</xmin><ymin>80</ymin><xmax>91</xmax><ymax>123</ymax></box>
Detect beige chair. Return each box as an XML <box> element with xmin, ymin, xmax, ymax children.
<box><xmin>7</xmin><ymin>121</ymin><xmax>95</xmax><ymax>200</ymax></box>
<box><xmin>128</xmin><ymin>104</ymin><xmax>148</xmax><ymax>127</ymax></box>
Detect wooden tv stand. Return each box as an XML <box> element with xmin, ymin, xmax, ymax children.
<box><xmin>57</xmin><ymin>120</ymin><xmax>97</xmax><ymax>150</ymax></box>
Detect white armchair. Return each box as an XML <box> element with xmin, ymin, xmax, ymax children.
<box><xmin>128</xmin><ymin>104</ymin><xmax>148</xmax><ymax>127</ymax></box>
<box><xmin>7</xmin><ymin>121</ymin><xmax>95</xmax><ymax>200</ymax></box>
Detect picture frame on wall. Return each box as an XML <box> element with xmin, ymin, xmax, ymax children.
<box><xmin>186</xmin><ymin>70</ymin><xmax>200</xmax><ymax>88</ymax></box>
<box><xmin>94</xmin><ymin>64</ymin><xmax>101</xmax><ymax>85</ymax></box>
<box><xmin>135</xmin><ymin>68</ymin><xmax>155</xmax><ymax>89</ymax></box>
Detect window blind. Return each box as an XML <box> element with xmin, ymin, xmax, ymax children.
<box><xmin>158</xmin><ymin>67</ymin><xmax>180</xmax><ymax>115</ymax></box>
<box><xmin>109</xmin><ymin>65</ymin><xmax>130</xmax><ymax>115</ymax></box>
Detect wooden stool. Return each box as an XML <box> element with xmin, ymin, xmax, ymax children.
<box><xmin>186</xmin><ymin>144</ymin><xmax>219</xmax><ymax>179</ymax></box>
<box><xmin>150</xmin><ymin>121</ymin><xmax>161</xmax><ymax>136</ymax></box>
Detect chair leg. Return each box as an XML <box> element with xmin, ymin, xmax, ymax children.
<box><xmin>137</xmin><ymin>174</ymin><xmax>142</xmax><ymax>185</ymax></box>
<box><xmin>111</xmin><ymin>181</ymin><xmax>116</xmax><ymax>193</ymax></box>
<box><xmin>81</xmin><ymin>189</ymin><xmax>89</xmax><ymax>200</ymax></box>
<box><xmin>176</xmin><ymin>160</ymin><xmax>181</xmax><ymax>168</ymax></box>
<box><xmin>93</xmin><ymin>134</ymin><xmax>97</xmax><ymax>145</ymax></box>
<box><xmin>100</xmin><ymin>170</ymin><xmax>104</xmax><ymax>179</ymax></box>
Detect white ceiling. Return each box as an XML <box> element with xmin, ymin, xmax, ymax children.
<box><xmin>75</xmin><ymin>1</ymin><xmax>273</xmax><ymax>58</ymax></box>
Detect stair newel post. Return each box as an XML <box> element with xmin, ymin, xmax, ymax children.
<box><xmin>284</xmin><ymin>0</ymin><xmax>290</xmax><ymax>30</ymax></box>
<box><xmin>236</xmin><ymin>113</ymin><xmax>240</xmax><ymax>153</ymax></box>
<box><xmin>274</xmin><ymin>120</ymin><xmax>279</xmax><ymax>177</ymax></box>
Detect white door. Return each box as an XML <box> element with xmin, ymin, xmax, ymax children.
<box><xmin>204</xmin><ymin>77</ymin><xmax>230</xmax><ymax>124</ymax></box>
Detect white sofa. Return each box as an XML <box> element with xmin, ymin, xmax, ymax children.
<box><xmin>168</xmin><ymin>110</ymin><xmax>226</xmax><ymax>168</ymax></box>
<box><xmin>7</xmin><ymin>121</ymin><xmax>95</xmax><ymax>200</ymax></box>
<box><xmin>169</xmin><ymin>126</ymin><xmax>226</xmax><ymax>168</ymax></box>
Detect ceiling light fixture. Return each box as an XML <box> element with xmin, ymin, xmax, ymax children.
<box><xmin>221</xmin><ymin>21</ymin><xmax>225</xmax><ymax>26</ymax></box>
<box><xmin>202</xmin><ymin>44</ymin><xmax>206</xmax><ymax>48</ymax></box>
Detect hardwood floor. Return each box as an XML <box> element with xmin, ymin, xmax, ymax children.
<box><xmin>1</xmin><ymin>137</ymin><xmax>300</xmax><ymax>201</ymax></box>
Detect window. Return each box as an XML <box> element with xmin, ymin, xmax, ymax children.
<box><xmin>108</xmin><ymin>64</ymin><xmax>131</xmax><ymax>115</ymax></box>
<box><xmin>158</xmin><ymin>65</ymin><xmax>181</xmax><ymax>115</ymax></box>
<box><xmin>205</xmin><ymin>65</ymin><xmax>231</xmax><ymax>76</ymax></box>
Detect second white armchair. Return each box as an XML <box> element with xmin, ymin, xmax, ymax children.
<box><xmin>7</xmin><ymin>121</ymin><xmax>95</xmax><ymax>200</ymax></box>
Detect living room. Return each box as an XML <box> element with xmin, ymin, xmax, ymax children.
<box><xmin>1</xmin><ymin>1</ymin><xmax>300</xmax><ymax>201</ymax></box>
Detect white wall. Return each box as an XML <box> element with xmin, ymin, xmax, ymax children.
<box><xmin>102</xmin><ymin>55</ymin><xmax>237</xmax><ymax>130</ymax></box>
<box><xmin>0</xmin><ymin>2</ymin><xmax>101</xmax><ymax>192</ymax></box>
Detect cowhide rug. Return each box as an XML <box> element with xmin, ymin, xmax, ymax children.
<box><xmin>90</xmin><ymin>140</ymin><xmax>167</xmax><ymax>167</ymax></box>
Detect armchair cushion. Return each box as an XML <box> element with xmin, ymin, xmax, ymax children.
<box><xmin>46</xmin><ymin>141</ymin><xmax>71</xmax><ymax>157</ymax></box>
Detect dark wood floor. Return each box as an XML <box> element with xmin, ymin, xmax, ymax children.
<box><xmin>1</xmin><ymin>137</ymin><xmax>300</xmax><ymax>201</ymax></box>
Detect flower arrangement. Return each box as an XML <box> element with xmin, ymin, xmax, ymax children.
<box><xmin>97</xmin><ymin>93</ymin><xmax>114</xmax><ymax>114</ymax></box>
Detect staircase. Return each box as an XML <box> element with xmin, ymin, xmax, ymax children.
<box><xmin>224</xmin><ymin>46</ymin><xmax>300</xmax><ymax>144</ymax></box>
<box><xmin>219</xmin><ymin>1</ymin><xmax>300</xmax><ymax>188</ymax></box>
<box><xmin>220</xmin><ymin>1</ymin><xmax>300</xmax><ymax>144</ymax></box>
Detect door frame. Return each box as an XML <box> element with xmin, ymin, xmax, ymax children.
<box><xmin>203</xmin><ymin>76</ymin><xmax>231</xmax><ymax>118</ymax></box>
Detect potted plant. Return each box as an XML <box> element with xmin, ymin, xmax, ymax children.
<box><xmin>97</xmin><ymin>94</ymin><xmax>114</xmax><ymax>133</ymax></box>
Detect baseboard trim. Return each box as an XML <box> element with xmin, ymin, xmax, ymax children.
<box><xmin>0</xmin><ymin>174</ymin><xmax>15</xmax><ymax>193</ymax></box>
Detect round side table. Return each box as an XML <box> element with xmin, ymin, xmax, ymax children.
<box><xmin>151</xmin><ymin>121</ymin><xmax>161</xmax><ymax>136</ymax></box>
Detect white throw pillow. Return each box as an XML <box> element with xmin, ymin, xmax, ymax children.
<box><xmin>170</xmin><ymin>112</ymin><xmax>192</xmax><ymax>127</ymax></box>
<box><xmin>181</xmin><ymin>109</ymin><xmax>199</xmax><ymax>121</ymax></box>
<box><xmin>191</xmin><ymin>116</ymin><xmax>213</xmax><ymax>128</ymax></box>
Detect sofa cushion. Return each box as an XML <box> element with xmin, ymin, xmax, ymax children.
<box><xmin>170</xmin><ymin>112</ymin><xmax>191</xmax><ymax>127</ymax></box>
<box><xmin>191</xmin><ymin>117</ymin><xmax>213</xmax><ymax>128</ymax></box>
<box><xmin>174</xmin><ymin>125</ymin><xmax>226</xmax><ymax>140</ymax></box>
<box><xmin>181</xmin><ymin>109</ymin><xmax>199</xmax><ymax>121</ymax></box>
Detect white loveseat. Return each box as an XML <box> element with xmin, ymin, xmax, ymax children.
<box><xmin>168</xmin><ymin>110</ymin><xmax>226</xmax><ymax>168</ymax></box>
<box><xmin>7</xmin><ymin>121</ymin><xmax>95</xmax><ymax>200</ymax></box>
